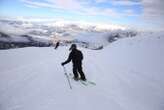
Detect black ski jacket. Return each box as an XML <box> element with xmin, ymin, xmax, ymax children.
<box><xmin>63</xmin><ymin>49</ymin><xmax>83</xmax><ymax>65</ymax></box>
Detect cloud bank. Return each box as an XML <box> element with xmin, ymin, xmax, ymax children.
<box><xmin>19</xmin><ymin>0</ymin><xmax>164</xmax><ymax>30</ymax></box>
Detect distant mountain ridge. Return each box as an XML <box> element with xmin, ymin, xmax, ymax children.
<box><xmin>0</xmin><ymin>19</ymin><xmax>138</xmax><ymax>50</ymax></box>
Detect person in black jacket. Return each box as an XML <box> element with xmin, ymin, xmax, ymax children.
<box><xmin>61</xmin><ymin>44</ymin><xmax>86</xmax><ymax>81</ymax></box>
<box><xmin>54</xmin><ymin>41</ymin><xmax>60</xmax><ymax>49</ymax></box>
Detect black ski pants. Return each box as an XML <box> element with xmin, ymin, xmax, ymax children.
<box><xmin>73</xmin><ymin>63</ymin><xmax>86</xmax><ymax>79</ymax></box>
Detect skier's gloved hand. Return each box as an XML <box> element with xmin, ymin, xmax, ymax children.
<box><xmin>61</xmin><ymin>62</ymin><xmax>65</xmax><ymax>66</ymax></box>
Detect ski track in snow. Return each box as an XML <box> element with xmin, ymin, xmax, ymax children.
<box><xmin>0</xmin><ymin>35</ymin><xmax>164</xmax><ymax>110</ymax></box>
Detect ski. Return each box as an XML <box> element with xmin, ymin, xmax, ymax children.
<box><xmin>80</xmin><ymin>80</ymin><xmax>88</xmax><ymax>86</ymax></box>
<box><xmin>80</xmin><ymin>80</ymin><xmax>96</xmax><ymax>86</ymax></box>
<box><xmin>69</xmin><ymin>73</ymin><xmax>96</xmax><ymax>86</ymax></box>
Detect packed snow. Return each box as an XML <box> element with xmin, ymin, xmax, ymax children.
<box><xmin>0</xmin><ymin>33</ymin><xmax>164</xmax><ymax>110</ymax></box>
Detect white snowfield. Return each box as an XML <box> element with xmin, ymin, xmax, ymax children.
<box><xmin>0</xmin><ymin>34</ymin><xmax>164</xmax><ymax>110</ymax></box>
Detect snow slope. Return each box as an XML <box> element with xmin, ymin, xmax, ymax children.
<box><xmin>0</xmin><ymin>34</ymin><xmax>164</xmax><ymax>110</ymax></box>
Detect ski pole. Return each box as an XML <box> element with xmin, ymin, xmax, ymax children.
<box><xmin>63</xmin><ymin>66</ymin><xmax>72</xmax><ymax>89</ymax></box>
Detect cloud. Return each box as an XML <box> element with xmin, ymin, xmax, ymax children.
<box><xmin>20</xmin><ymin>0</ymin><xmax>83</xmax><ymax>11</ymax></box>
<box><xmin>98</xmin><ymin>0</ymin><xmax>164</xmax><ymax>29</ymax></box>
<box><xmin>19</xmin><ymin>0</ymin><xmax>164</xmax><ymax>19</ymax></box>
<box><xmin>95</xmin><ymin>0</ymin><xmax>108</xmax><ymax>3</ymax></box>
<box><xmin>142</xmin><ymin>0</ymin><xmax>164</xmax><ymax>18</ymax></box>
<box><xmin>20</xmin><ymin>0</ymin><xmax>55</xmax><ymax>8</ymax></box>
<box><xmin>111</xmin><ymin>0</ymin><xmax>140</xmax><ymax>6</ymax></box>
<box><xmin>46</xmin><ymin>0</ymin><xmax>82</xmax><ymax>10</ymax></box>
<box><xmin>95</xmin><ymin>0</ymin><xmax>141</xmax><ymax>5</ymax></box>
<box><xmin>140</xmin><ymin>0</ymin><xmax>164</xmax><ymax>27</ymax></box>
<box><xmin>20</xmin><ymin>0</ymin><xmax>138</xmax><ymax>17</ymax></box>
<box><xmin>20</xmin><ymin>0</ymin><xmax>164</xmax><ymax>30</ymax></box>
<box><xmin>24</xmin><ymin>4</ymin><xmax>40</xmax><ymax>8</ymax></box>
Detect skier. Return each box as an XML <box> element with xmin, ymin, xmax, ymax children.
<box><xmin>54</xmin><ymin>41</ymin><xmax>60</xmax><ymax>49</ymax></box>
<box><xmin>61</xmin><ymin>44</ymin><xmax>86</xmax><ymax>81</ymax></box>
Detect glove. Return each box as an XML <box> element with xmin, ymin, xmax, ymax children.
<box><xmin>61</xmin><ymin>62</ymin><xmax>65</xmax><ymax>66</ymax></box>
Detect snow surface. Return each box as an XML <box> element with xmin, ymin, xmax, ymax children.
<box><xmin>0</xmin><ymin>34</ymin><xmax>164</xmax><ymax>110</ymax></box>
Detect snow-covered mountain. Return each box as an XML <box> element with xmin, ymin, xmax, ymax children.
<box><xmin>0</xmin><ymin>19</ymin><xmax>137</xmax><ymax>50</ymax></box>
<box><xmin>0</xmin><ymin>32</ymin><xmax>163</xmax><ymax>110</ymax></box>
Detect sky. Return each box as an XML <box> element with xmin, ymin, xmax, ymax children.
<box><xmin>0</xmin><ymin>0</ymin><xmax>164</xmax><ymax>31</ymax></box>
